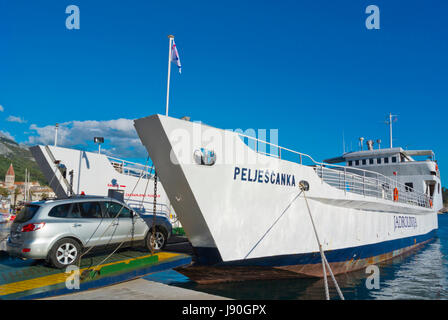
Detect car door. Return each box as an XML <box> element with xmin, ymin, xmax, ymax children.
<box><xmin>70</xmin><ymin>201</ymin><xmax>111</xmax><ymax>247</ymax></box>
<box><xmin>101</xmin><ymin>202</ymin><xmax>139</xmax><ymax>243</ymax></box>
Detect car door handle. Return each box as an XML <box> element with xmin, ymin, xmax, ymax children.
<box><xmin>73</xmin><ymin>223</ymin><xmax>82</xmax><ymax>227</ymax></box>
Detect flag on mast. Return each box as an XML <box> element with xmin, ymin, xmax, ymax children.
<box><xmin>171</xmin><ymin>40</ymin><xmax>182</xmax><ymax>74</ymax></box>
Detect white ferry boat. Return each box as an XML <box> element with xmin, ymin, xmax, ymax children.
<box><xmin>133</xmin><ymin>114</ymin><xmax>442</xmax><ymax>277</ymax></box>
<box><xmin>29</xmin><ymin>145</ymin><xmax>179</xmax><ymax>225</ymax></box>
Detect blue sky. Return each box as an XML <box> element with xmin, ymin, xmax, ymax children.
<box><xmin>1</xmin><ymin>1</ymin><xmax>447</xmax><ymax>183</ymax></box>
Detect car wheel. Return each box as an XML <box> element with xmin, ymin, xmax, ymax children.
<box><xmin>48</xmin><ymin>238</ymin><xmax>82</xmax><ymax>269</ymax></box>
<box><xmin>145</xmin><ymin>228</ymin><xmax>167</xmax><ymax>253</ymax></box>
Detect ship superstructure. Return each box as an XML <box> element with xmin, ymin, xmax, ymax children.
<box><xmin>324</xmin><ymin>144</ymin><xmax>443</xmax><ymax>212</ymax></box>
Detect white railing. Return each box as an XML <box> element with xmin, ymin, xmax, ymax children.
<box><xmin>126</xmin><ymin>199</ymin><xmax>170</xmax><ymax>218</ymax></box>
<box><xmin>107</xmin><ymin>156</ymin><xmax>154</xmax><ymax>179</ymax></box>
<box><xmin>315</xmin><ymin>166</ymin><xmax>430</xmax><ymax>208</ymax></box>
<box><xmin>237</xmin><ymin>133</ymin><xmax>432</xmax><ymax>209</ymax></box>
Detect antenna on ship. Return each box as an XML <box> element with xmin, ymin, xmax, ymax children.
<box><xmin>385</xmin><ymin>113</ymin><xmax>398</xmax><ymax>148</ymax></box>
<box><xmin>366</xmin><ymin>140</ymin><xmax>374</xmax><ymax>151</ymax></box>
<box><xmin>359</xmin><ymin>137</ymin><xmax>364</xmax><ymax>151</ymax></box>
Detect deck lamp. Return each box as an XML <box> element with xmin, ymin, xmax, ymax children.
<box><xmin>94</xmin><ymin>137</ymin><xmax>104</xmax><ymax>154</ymax></box>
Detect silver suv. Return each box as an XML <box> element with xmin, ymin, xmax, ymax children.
<box><xmin>6</xmin><ymin>196</ymin><xmax>172</xmax><ymax>268</ymax></box>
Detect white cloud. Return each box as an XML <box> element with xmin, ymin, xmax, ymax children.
<box><xmin>0</xmin><ymin>105</ymin><xmax>4</xmax><ymax>112</ymax></box>
<box><xmin>7</xmin><ymin>115</ymin><xmax>27</xmax><ymax>123</ymax></box>
<box><xmin>27</xmin><ymin>118</ymin><xmax>147</xmax><ymax>158</ymax></box>
<box><xmin>0</xmin><ymin>130</ymin><xmax>15</xmax><ymax>141</ymax></box>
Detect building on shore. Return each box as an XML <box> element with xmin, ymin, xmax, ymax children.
<box><xmin>1</xmin><ymin>164</ymin><xmax>55</xmax><ymax>205</ymax></box>
<box><xmin>5</xmin><ymin>164</ymin><xmax>14</xmax><ymax>188</ymax></box>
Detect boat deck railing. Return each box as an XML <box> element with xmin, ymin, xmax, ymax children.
<box><xmin>107</xmin><ymin>156</ymin><xmax>154</xmax><ymax>179</ymax></box>
<box><xmin>238</xmin><ymin>133</ymin><xmax>432</xmax><ymax>209</ymax></box>
<box><xmin>127</xmin><ymin>199</ymin><xmax>170</xmax><ymax>218</ymax></box>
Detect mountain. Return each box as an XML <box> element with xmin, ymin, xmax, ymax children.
<box><xmin>0</xmin><ymin>134</ymin><xmax>47</xmax><ymax>185</ymax></box>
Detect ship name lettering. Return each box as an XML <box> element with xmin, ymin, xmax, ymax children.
<box><xmin>233</xmin><ymin>166</ymin><xmax>296</xmax><ymax>187</ymax></box>
<box><xmin>394</xmin><ymin>215</ymin><xmax>417</xmax><ymax>231</ymax></box>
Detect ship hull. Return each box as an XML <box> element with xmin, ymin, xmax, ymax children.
<box><xmin>134</xmin><ymin>114</ymin><xmax>438</xmax><ymax>278</ymax></box>
<box><xmin>177</xmin><ymin>235</ymin><xmax>434</xmax><ymax>283</ymax></box>
<box><xmin>188</xmin><ymin>229</ymin><xmax>435</xmax><ymax>278</ymax></box>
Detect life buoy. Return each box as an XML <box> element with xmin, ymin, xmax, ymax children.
<box><xmin>429</xmin><ymin>199</ymin><xmax>433</xmax><ymax>208</ymax></box>
<box><xmin>393</xmin><ymin>188</ymin><xmax>399</xmax><ymax>202</ymax></box>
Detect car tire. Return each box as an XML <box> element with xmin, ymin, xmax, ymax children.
<box><xmin>145</xmin><ymin>228</ymin><xmax>167</xmax><ymax>253</ymax></box>
<box><xmin>48</xmin><ymin>238</ymin><xmax>82</xmax><ymax>269</ymax></box>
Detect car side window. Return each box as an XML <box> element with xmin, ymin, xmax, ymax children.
<box><xmin>48</xmin><ymin>204</ymin><xmax>72</xmax><ymax>218</ymax></box>
<box><xmin>77</xmin><ymin>202</ymin><xmax>102</xmax><ymax>219</ymax></box>
<box><xmin>68</xmin><ymin>203</ymin><xmax>82</xmax><ymax>218</ymax></box>
<box><xmin>119</xmin><ymin>206</ymin><xmax>132</xmax><ymax>218</ymax></box>
<box><xmin>103</xmin><ymin>202</ymin><xmax>132</xmax><ymax>218</ymax></box>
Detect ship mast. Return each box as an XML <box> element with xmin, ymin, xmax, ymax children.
<box><xmin>386</xmin><ymin>113</ymin><xmax>397</xmax><ymax>148</ymax></box>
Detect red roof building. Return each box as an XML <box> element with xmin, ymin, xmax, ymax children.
<box><xmin>5</xmin><ymin>164</ymin><xmax>15</xmax><ymax>188</ymax></box>
<box><xmin>6</xmin><ymin>164</ymin><xmax>14</xmax><ymax>176</ymax></box>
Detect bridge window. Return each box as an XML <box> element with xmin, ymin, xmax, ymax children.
<box><xmin>362</xmin><ymin>159</ymin><xmax>367</xmax><ymax>165</ymax></box>
<box><xmin>348</xmin><ymin>160</ymin><xmax>352</xmax><ymax>166</ymax></box>
<box><xmin>377</xmin><ymin>158</ymin><xmax>382</xmax><ymax>164</ymax></box>
<box><xmin>355</xmin><ymin>160</ymin><xmax>359</xmax><ymax>166</ymax></box>
<box><xmin>392</xmin><ymin>156</ymin><xmax>397</xmax><ymax>163</ymax></box>
<box><xmin>384</xmin><ymin>157</ymin><xmax>389</xmax><ymax>164</ymax></box>
<box><xmin>369</xmin><ymin>159</ymin><xmax>374</xmax><ymax>165</ymax></box>
<box><xmin>405</xmin><ymin>182</ymin><xmax>414</xmax><ymax>192</ymax></box>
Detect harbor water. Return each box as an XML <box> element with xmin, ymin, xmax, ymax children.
<box><xmin>150</xmin><ymin>214</ymin><xmax>448</xmax><ymax>300</ymax></box>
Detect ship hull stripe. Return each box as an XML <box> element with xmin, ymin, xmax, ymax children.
<box><xmin>193</xmin><ymin>228</ymin><xmax>437</xmax><ymax>266</ymax></box>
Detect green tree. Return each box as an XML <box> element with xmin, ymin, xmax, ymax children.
<box><xmin>0</xmin><ymin>187</ymin><xmax>9</xmax><ymax>199</ymax></box>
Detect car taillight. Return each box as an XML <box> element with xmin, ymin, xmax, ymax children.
<box><xmin>21</xmin><ymin>223</ymin><xmax>45</xmax><ymax>232</ymax></box>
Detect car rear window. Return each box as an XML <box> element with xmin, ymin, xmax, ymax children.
<box><xmin>48</xmin><ymin>204</ymin><xmax>72</xmax><ymax>218</ymax></box>
<box><xmin>15</xmin><ymin>205</ymin><xmax>40</xmax><ymax>223</ymax></box>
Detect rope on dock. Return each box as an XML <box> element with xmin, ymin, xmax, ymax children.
<box><xmin>299</xmin><ymin>181</ymin><xmax>344</xmax><ymax>300</ymax></box>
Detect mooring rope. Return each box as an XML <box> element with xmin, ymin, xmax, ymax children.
<box><xmin>299</xmin><ymin>181</ymin><xmax>344</xmax><ymax>300</ymax></box>
<box><xmin>78</xmin><ymin>155</ymin><xmax>151</xmax><ymax>272</ymax></box>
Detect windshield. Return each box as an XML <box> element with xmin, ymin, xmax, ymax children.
<box><xmin>15</xmin><ymin>205</ymin><xmax>40</xmax><ymax>223</ymax></box>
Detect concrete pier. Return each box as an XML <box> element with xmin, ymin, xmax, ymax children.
<box><xmin>43</xmin><ymin>277</ymin><xmax>229</xmax><ymax>300</ymax></box>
